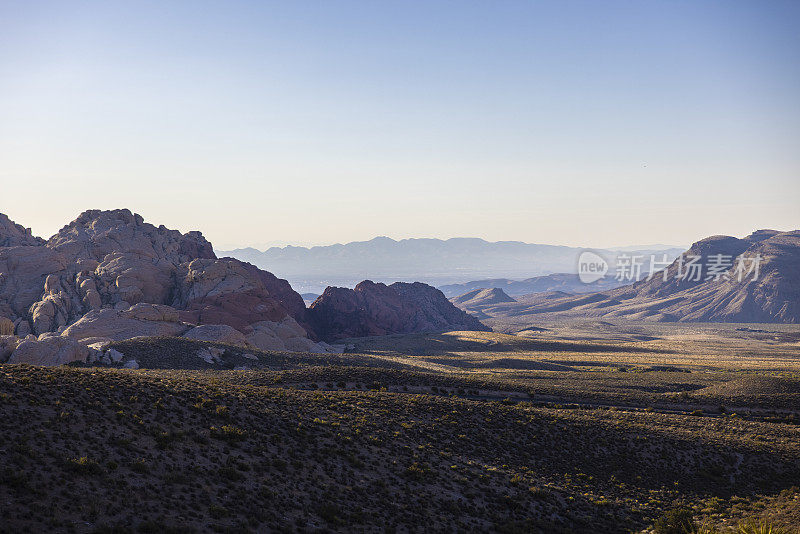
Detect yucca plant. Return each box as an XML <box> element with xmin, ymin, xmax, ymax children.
<box><xmin>737</xmin><ymin>519</ymin><xmax>788</xmax><ymax>534</ymax></box>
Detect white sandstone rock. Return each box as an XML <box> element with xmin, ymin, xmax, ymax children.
<box><xmin>8</xmin><ymin>336</ymin><xmax>90</xmax><ymax>366</ymax></box>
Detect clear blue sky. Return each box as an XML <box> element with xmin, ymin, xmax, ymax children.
<box><xmin>1</xmin><ymin>1</ymin><xmax>798</xmax><ymax>249</ymax></box>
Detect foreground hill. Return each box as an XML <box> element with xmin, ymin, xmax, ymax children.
<box><xmin>2</xmin><ymin>327</ymin><xmax>799</xmax><ymax>533</ymax></box>
<box><xmin>468</xmin><ymin>230</ymin><xmax>800</xmax><ymax>325</ymax></box>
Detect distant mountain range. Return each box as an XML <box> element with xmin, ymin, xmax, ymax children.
<box><xmin>220</xmin><ymin>237</ymin><xmax>684</xmax><ymax>293</ymax></box>
<box><xmin>454</xmin><ymin>230</ymin><xmax>800</xmax><ymax>324</ymax></box>
<box><xmin>439</xmin><ymin>273</ymin><xmax>631</xmax><ymax>298</ymax></box>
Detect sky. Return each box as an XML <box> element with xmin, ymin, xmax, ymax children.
<box><xmin>1</xmin><ymin>1</ymin><xmax>798</xmax><ymax>250</ymax></box>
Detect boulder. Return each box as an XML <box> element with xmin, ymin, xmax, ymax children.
<box><xmin>196</xmin><ymin>346</ymin><xmax>224</xmax><ymax>364</ymax></box>
<box><xmin>0</xmin><ymin>335</ymin><xmax>20</xmax><ymax>362</ymax></box>
<box><xmin>8</xmin><ymin>336</ymin><xmax>90</xmax><ymax>366</ymax></box>
<box><xmin>106</xmin><ymin>348</ymin><xmax>125</xmax><ymax>363</ymax></box>
<box><xmin>182</xmin><ymin>324</ymin><xmax>248</xmax><ymax>347</ymax></box>
<box><xmin>244</xmin><ymin>317</ymin><xmax>318</xmax><ymax>352</ymax></box>
<box><xmin>78</xmin><ymin>336</ymin><xmax>114</xmax><ymax>349</ymax></box>
<box><xmin>62</xmin><ymin>304</ymin><xmax>190</xmax><ymax>342</ymax></box>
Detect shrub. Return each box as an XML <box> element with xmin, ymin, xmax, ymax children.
<box><xmin>130</xmin><ymin>459</ymin><xmax>149</xmax><ymax>474</ymax></box>
<box><xmin>210</xmin><ymin>425</ymin><xmax>247</xmax><ymax>443</ymax></box>
<box><xmin>653</xmin><ymin>507</ymin><xmax>694</xmax><ymax>534</ymax></box>
<box><xmin>317</xmin><ymin>503</ymin><xmax>343</xmax><ymax>525</ymax></box>
<box><xmin>65</xmin><ymin>457</ymin><xmax>103</xmax><ymax>476</ymax></box>
<box><xmin>737</xmin><ymin>519</ymin><xmax>788</xmax><ymax>534</ymax></box>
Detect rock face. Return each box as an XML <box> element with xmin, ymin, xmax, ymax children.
<box><xmin>0</xmin><ymin>209</ymin><xmax>332</xmax><ymax>363</ymax></box>
<box><xmin>0</xmin><ymin>335</ymin><xmax>20</xmax><ymax>362</ymax></box>
<box><xmin>62</xmin><ymin>303</ymin><xmax>191</xmax><ymax>342</ymax></box>
<box><xmin>244</xmin><ymin>317</ymin><xmax>324</xmax><ymax>352</ymax></box>
<box><xmin>0</xmin><ymin>213</ymin><xmax>44</xmax><ymax>247</ymax></box>
<box><xmin>482</xmin><ymin>230</ymin><xmax>800</xmax><ymax>323</ymax></box>
<box><xmin>171</xmin><ymin>258</ymin><xmax>308</xmax><ymax>332</ymax></box>
<box><xmin>182</xmin><ymin>324</ymin><xmax>249</xmax><ymax>347</ymax></box>
<box><xmin>0</xmin><ymin>209</ymin><xmax>218</xmax><ymax>335</ymax></box>
<box><xmin>308</xmin><ymin>280</ymin><xmax>490</xmax><ymax>341</ymax></box>
<box><xmin>7</xmin><ymin>335</ymin><xmax>90</xmax><ymax>366</ymax></box>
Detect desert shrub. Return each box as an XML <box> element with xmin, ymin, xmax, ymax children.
<box><xmin>163</xmin><ymin>470</ymin><xmax>190</xmax><ymax>485</ymax></box>
<box><xmin>91</xmin><ymin>525</ymin><xmax>134</xmax><ymax>534</ymax></box>
<box><xmin>404</xmin><ymin>461</ymin><xmax>430</xmax><ymax>481</ymax></box>
<box><xmin>217</xmin><ymin>465</ymin><xmax>244</xmax><ymax>481</ymax></box>
<box><xmin>65</xmin><ymin>456</ymin><xmax>103</xmax><ymax>476</ymax></box>
<box><xmin>317</xmin><ymin>503</ymin><xmax>343</xmax><ymax>525</ymax></box>
<box><xmin>137</xmin><ymin>521</ymin><xmax>191</xmax><ymax>534</ymax></box>
<box><xmin>208</xmin><ymin>504</ymin><xmax>230</xmax><ymax>519</ymax></box>
<box><xmin>154</xmin><ymin>430</ymin><xmax>185</xmax><ymax>449</ymax></box>
<box><xmin>0</xmin><ymin>467</ymin><xmax>30</xmax><ymax>491</ymax></box>
<box><xmin>653</xmin><ymin>507</ymin><xmax>694</xmax><ymax>534</ymax></box>
<box><xmin>130</xmin><ymin>458</ymin><xmax>149</xmax><ymax>474</ymax></box>
<box><xmin>210</xmin><ymin>424</ymin><xmax>247</xmax><ymax>443</ymax></box>
<box><xmin>529</xmin><ymin>486</ymin><xmax>551</xmax><ymax>500</ymax></box>
<box><xmin>737</xmin><ymin>519</ymin><xmax>788</xmax><ymax>534</ymax></box>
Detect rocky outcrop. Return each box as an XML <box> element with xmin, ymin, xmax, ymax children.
<box><xmin>308</xmin><ymin>280</ymin><xmax>490</xmax><ymax>341</ymax></box>
<box><xmin>244</xmin><ymin>317</ymin><xmax>324</xmax><ymax>352</ymax></box>
<box><xmin>0</xmin><ymin>214</ymin><xmax>44</xmax><ymax>247</ymax></box>
<box><xmin>391</xmin><ymin>282</ymin><xmax>492</xmax><ymax>332</ymax></box>
<box><xmin>0</xmin><ymin>335</ymin><xmax>20</xmax><ymax>362</ymax></box>
<box><xmin>0</xmin><ymin>209</ymin><xmax>336</xmax><ymax>363</ymax></box>
<box><xmin>46</xmin><ymin>209</ymin><xmax>215</xmax><ymax>265</ymax></box>
<box><xmin>0</xmin><ymin>246</ymin><xmax>69</xmax><ymax>331</ymax></box>
<box><xmin>171</xmin><ymin>258</ymin><xmax>307</xmax><ymax>332</ymax></box>
<box><xmin>182</xmin><ymin>324</ymin><xmax>249</xmax><ymax>347</ymax></box>
<box><xmin>7</xmin><ymin>335</ymin><xmax>90</xmax><ymax>366</ymax></box>
<box><xmin>180</xmin><ymin>318</ymin><xmax>328</xmax><ymax>353</ymax></box>
<box><xmin>62</xmin><ymin>303</ymin><xmax>191</xmax><ymax>342</ymax></box>
<box><xmin>0</xmin><ymin>209</ymin><xmax>217</xmax><ymax>335</ymax></box>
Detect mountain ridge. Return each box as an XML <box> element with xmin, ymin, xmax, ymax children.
<box><xmin>459</xmin><ymin>229</ymin><xmax>800</xmax><ymax>324</ymax></box>
<box><xmin>220</xmin><ymin>237</ymin><xmax>684</xmax><ymax>293</ymax></box>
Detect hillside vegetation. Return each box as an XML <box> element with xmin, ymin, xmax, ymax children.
<box><xmin>2</xmin><ymin>324</ymin><xmax>800</xmax><ymax>533</ymax></box>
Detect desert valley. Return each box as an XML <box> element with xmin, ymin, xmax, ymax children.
<box><xmin>1</xmin><ymin>209</ymin><xmax>799</xmax><ymax>533</ymax></box>
<box><xmin>2</xmin><ymin>3</ymin><xmax>799</xmax><ymax>532</ymax></box>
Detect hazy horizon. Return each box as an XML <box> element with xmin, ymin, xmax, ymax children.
<box><xmin>2</xmin><ymin>1</ymin><xmax>798</xmax><ymax>248</ymax></box>
<box><xmin>215</xmin><ymin>235</ymin><xmax>691</xmax><ymax>253</ymax></box>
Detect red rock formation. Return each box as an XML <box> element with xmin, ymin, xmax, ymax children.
<box><xmin>308</xmin><ymin>280</ymin><xmax>490</xmax><ymax>341</ymax></box>
<box><xmin>0</xmin><ymin>210</ymin><xmax>315</xmax><ymax>343</ymax></box>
